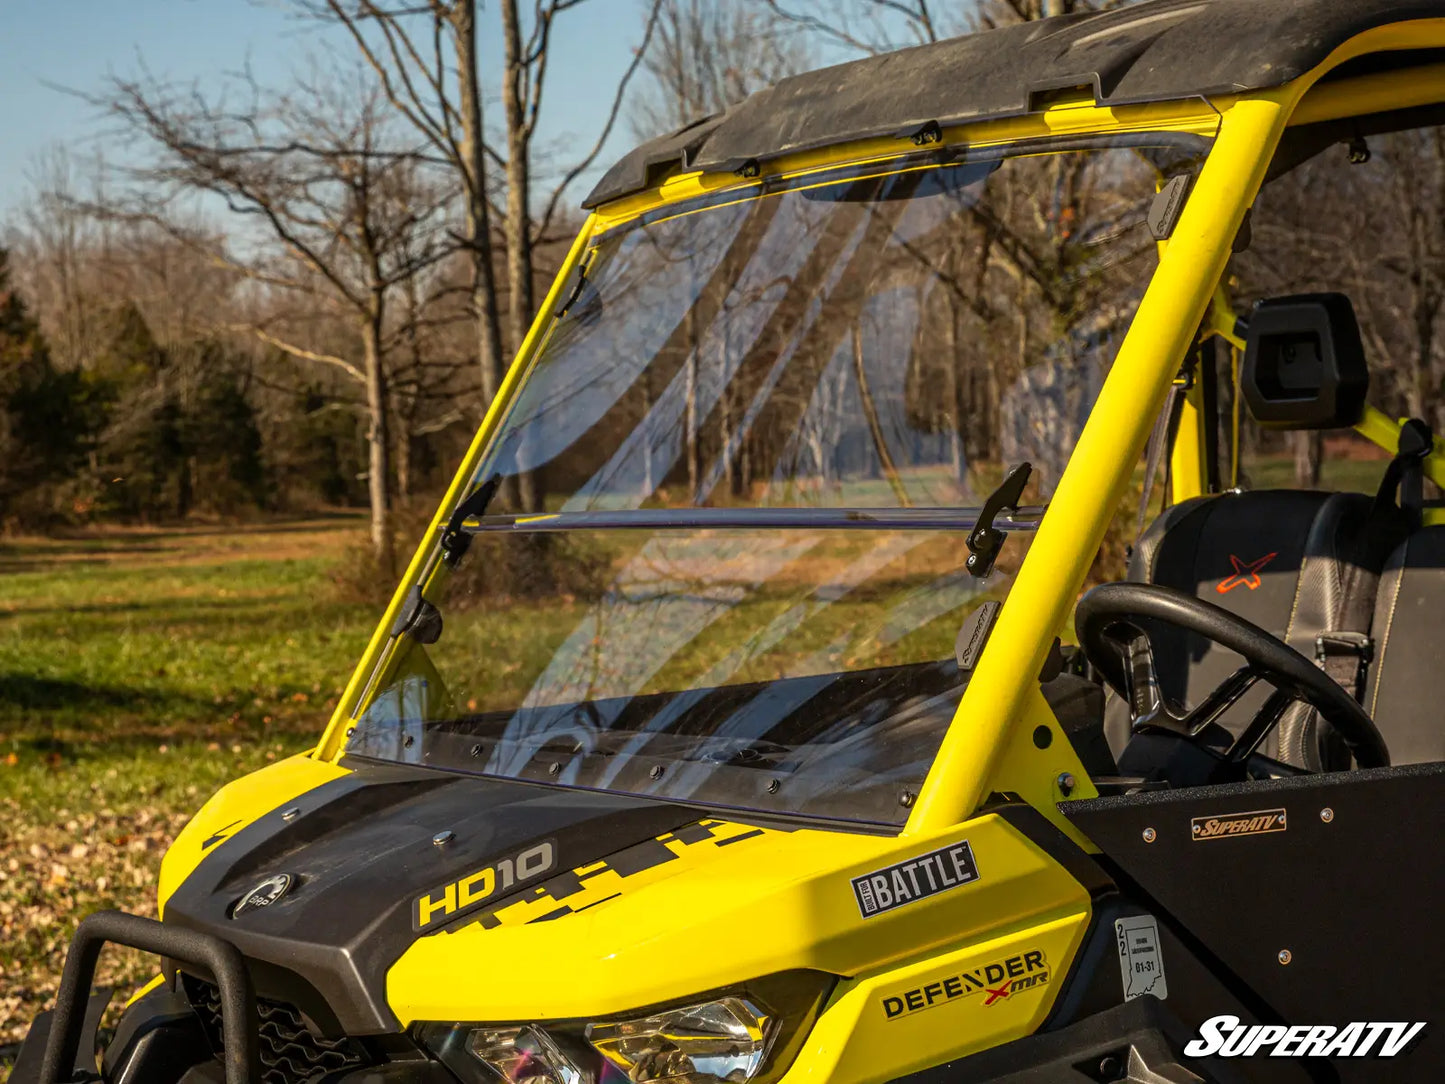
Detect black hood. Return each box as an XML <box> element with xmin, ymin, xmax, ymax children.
<box><xmin>163</xmin><ymin>758</ymin><xmax>701</xmax><ymax>1034</ymax></box>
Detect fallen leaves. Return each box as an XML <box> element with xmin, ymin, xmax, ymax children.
<box><xmin>0</xmin><ymin>741</ymin><xmax>307</xmax><ymax>1052</ymax></box>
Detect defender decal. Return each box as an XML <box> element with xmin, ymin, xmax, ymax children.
<box><xmin>413</xmin><ymin>840</ymin><xmax>557</xmax><ymax>931</ymax></box>
<box><xmin>852</xmin><ymin>841</ymin><xmax>979</xmax><ymax>918</ymax></box>
<box><xmin>882</xmin><ymin>950</ymin><xmax>1050</xmax><ymax>1018</ymax></box>
<box><xmin>1192</xmin><ymin>808</ymin><xmax>1287</xmax><ymax>841</ymax></box>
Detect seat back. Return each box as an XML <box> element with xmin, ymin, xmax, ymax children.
<box><xmin>1111</xmin><ymin>489</ymin><xmax>1407</xmax><ymax>766</ymax></box>
<box><xmin>1364</xmin><ymin>526</ymin><xmax>1445</xmax><ymax>765</ymax></box>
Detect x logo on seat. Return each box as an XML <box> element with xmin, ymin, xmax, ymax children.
<box><xmin>1216</xmin><ymin>552</ymin><xmax>1277</xmax><ymax>594</ymax></box>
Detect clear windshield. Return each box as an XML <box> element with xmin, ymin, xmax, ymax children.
<box><xmin>349</xmin><ymin>133</ymin><xmax>1210</xmax><ymax>827</ymax></box>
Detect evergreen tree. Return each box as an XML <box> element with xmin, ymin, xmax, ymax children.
<box><xmin>0</xmin><ymin>248</ymin><xmax>99</xmax><ymax>525</ymax></box>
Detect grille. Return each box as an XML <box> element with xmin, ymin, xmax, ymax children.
<box><xmin>182</xmin><ymin>974</ymin><xmax>373</xmax><ymax>1084</ymax></box>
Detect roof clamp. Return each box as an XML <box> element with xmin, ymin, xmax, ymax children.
<box><xmin>910</xmin><ymin>120</ymin><xmax>943</xmax><ymax>147</ymax></box>
<box><xmin>736</xmin><ymin>159</ymin><xmax>761</xmax><ymax>179</ymax></box>
<box><xmin>965</xmin><ymin>461</ymin><xmax>1033</xmax><ymax>579</ymax></box>
<box><xmin>1347</xmin><ymin>136</ymin><xmax>1371</xmax><ymax>165</ymax></box>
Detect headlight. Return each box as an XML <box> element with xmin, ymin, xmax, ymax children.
<box><xmin>585</xmin><ymin>997</ymin><xmax>771</xmax><ymax>1084</ymax></box>
<box><xmin>471</xmin><ymin>1025</ymin><xmax>585</xmax><ymax>1084</ymax></box>
<box><xmin>416</xmin><ymin>971</ymin><xmax>833</xmax><ymax>1084</ymax></box>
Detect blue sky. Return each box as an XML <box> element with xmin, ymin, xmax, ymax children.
<box><xmin>0</xmin><ymin>0</ymin><xmax>658</xmax><ymax>220</ymax></box>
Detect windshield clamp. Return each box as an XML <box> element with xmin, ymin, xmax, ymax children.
<box><xmin>965</xmin><ymin>461</ymin><xmax>1032</xmax><ymax>579</ymax></box>
<box><xmin>439</xmin><ymin>474</ymin><xmax>502</xmax><ymax>567</ymax></box>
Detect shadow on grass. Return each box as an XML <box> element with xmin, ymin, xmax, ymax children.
<box><xmin>0</xmin><ymin>673</ymin><xmax>330</xmax><ymax>746</ymax></box>
<box><xmin>0</xmin><ymin>672</ymin><xmax>200</xmax><ymax>715</ymax></box>
<box><xmin>0</xmin><ymin>595</ymin><xmax>321</xmax><ymax>621</ymax></box>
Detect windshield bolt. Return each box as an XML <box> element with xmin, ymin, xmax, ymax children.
<box><xmin>345</xmin><ymin>727</ymin><xmax>354</xmax><ymax>738</ymax></box>
<box><xmin>1278</xmin><ymin>949</ymin><xmax>1293</xmax><ymax>966</ymax></box>
<box><xmin>548</xmin><ymin>762</ymin><xmax>562</xmax><ymax>776</ymax></box>
<box><xmin>1320</xmin><ymin>807</ymin><xmax>1334</xmax><ymax>823</ymax></box>
<box><xmin>767</xmin><ymin>779</ymin><xmax>780</xmax><ymax>794</ymax></box>
<box><xmin>649</xmin><ymin>765</ymin><xmax>664</xmax><ymax>780</ymax></box>
<box><xmin>1142</xmin><ymin>827</ymin><xmax>1157</xmax><ymax>843</ymax></box>
<box><xmin>281</xmin><ymin>807</ymin><xmax>300</xmax><ymax>822</ymax></box>
<box><xmin>432</xmin><ymin>830</ymin><xmax>455</xmax><ymax>847</ymax></box>
<box><xmin>1056</xmin><ymin>772</ymin><xmax>1075</xmax><ymax>797</ymax></box>
<box><xmin>470</xmin><ymin>744</ymin><xmax>483</xmax><ymax>758</ymax></box>
<box><xmin>899</xmin><ymin>791</ymin><xmax>915</xmax><ymax>808</ymax></box>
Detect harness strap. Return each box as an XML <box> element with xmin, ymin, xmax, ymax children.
<box><xmin>1135</xmin><ymin>361</ymin><xmax>1193</xmax><ymax>541</ymax></box>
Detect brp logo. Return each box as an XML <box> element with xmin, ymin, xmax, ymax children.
<box><xmin>231</xmin><ymin>873</ymin><xmax>295</xmax><ymax>918</ymax></box>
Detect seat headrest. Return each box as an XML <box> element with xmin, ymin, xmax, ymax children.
<box><xmin>1241</xmin><ymin>293</ymin><xmax>1369</xmax><ymax>430</ymax></box>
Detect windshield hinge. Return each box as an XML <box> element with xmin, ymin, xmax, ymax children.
<box><xmin>392</xmin><ymin>585</ymin><xmax>443</xmax><ymax>645</ymax></box>
<box><xmin>965</xmin><ymin>461</ymin><xmax>1032</xmax><ymax>579</ymax></box>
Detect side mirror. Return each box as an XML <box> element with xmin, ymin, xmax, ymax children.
<box><xmin>1241</xmin><ymin>293</ymin><xmax>1368</xmax><ymax>429</ymax></box>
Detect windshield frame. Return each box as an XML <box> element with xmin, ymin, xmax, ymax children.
<box><xmin>318</xmin><ymin>103</ymin><xmax>1233</xmax><ymax>834</ymax></box>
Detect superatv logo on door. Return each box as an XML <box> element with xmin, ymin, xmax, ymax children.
<box><xmin>882</xmin><ymin>950</ymin><xmax>1050</xmax><ymax>1019</ymax></box>
<box><xmin>413</xmin><ymin>840</ymin><xmax>557</xmax><ymax>931</ymax></box>
<box><xmin>1185</xmin><ymin>1016</ymin><xmax>1426</xmax><ymax>1058</ymax></box>
<box><xmin>1191</xmin><ymin>808</ymin><xmax>1287</xmax><ymax>841</ymax></box>
<box><xmin>852</xmin><ymin>841</ymin><xmax>978</xmax><ymax>918</ymax></box>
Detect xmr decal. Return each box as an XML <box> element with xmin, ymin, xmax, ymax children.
<box><xmin>413</xmin><ymin>841</ymin><xmax>556</xmax><ymax>930</ymax></box>
<box><xmin>1185</xmin><ymin>1016</ymin><xmax>1426</xmax><ymax>1058</ymax></box>
<box><xmin>882</xmin><ymin>950</ymin><xmax>1050</xmax><ymax>1019</ymax></box>
<box><xmin>1216</xmin><ymin>552</ymin><xmax>1277</xmax><ymax>593</ymax></box>
<box><xmin>852</xmin><ymin>841</ymin><xmax>978</xmax><ymax>918</ymax></box>
<box><xmin>1192</xmin><ymin>807</ymin><xmax>1287</xmax><ymax>840</ymax></box>
<box><xmin>1116</xmin><ymin>915</ymin><xmax>1168</xmax><ymax>1001</ymax></box>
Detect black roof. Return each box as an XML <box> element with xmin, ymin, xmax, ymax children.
<box><xmin>585</xmin><ymin>0</ymin><xmax>1445</xmax><ymax>208</ymax></box>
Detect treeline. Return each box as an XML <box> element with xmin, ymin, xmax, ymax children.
<box><xmin>0</xmin><ymin>0</ymin><xmax>670</xmax><ymax>577</ymax></box>
<box><xmin>0</xmin><ymin>241</ymin><xmax>384</xmax><ymax>528</ymax></box>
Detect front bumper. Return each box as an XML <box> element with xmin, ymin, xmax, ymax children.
<box><xmin>9</xmin><ymin>910</ymin><xmax>449</xmax><ymax>1084</ymax></box>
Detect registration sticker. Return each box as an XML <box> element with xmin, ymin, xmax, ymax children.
<box><xmin>1116</xmin><ymin>914</ymin><xmax>1168</xmax><ymax>1001</ymax></box>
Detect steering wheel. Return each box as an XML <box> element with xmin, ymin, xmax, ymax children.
<box><xmin>1075</xmin><ymin>582</ymin><xmax>1390</xmax><ymax>773</ymax></box>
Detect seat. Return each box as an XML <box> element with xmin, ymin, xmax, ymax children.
<box><xmin>1106</xmin><ymin>487</ymin><xmax>1410</xmax><ymax>768</ymax></box>
<box><xmin>1363</xmin><ymin>526</ymin><xmax>1445</xmax><ymax>765</ymax></box>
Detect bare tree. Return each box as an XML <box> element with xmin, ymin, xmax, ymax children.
<box><xmin>311</xmin><ymin>2</ymin><xmax>663</xmax><ymax>391</ymax></box>
<box><xmin>315</xmin><ymin>1</ymin><xmax>509</xmax><ymax>419</ymax></box>
<box><xmin>630</xmin><ymin>0</ymin><xmax>811</xmax><ymax>140</ymax></box>
<box><xmin>755</xmin><ymin>0</ymin><xmax>950</xmax><ymax>54</ymax></box>
<box><xmin>756</xmin><ymin>0</ymin><xmax>1134</xmax><ymax>56</ymax></box>
<box><xmin>93</xmin><ymin>65</ymin><xmax>455</xmax><ymax>574</ymax></box>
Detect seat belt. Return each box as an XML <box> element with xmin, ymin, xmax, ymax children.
<box><xmin>1317</xmin><ymin>418</ymin><xmax>1433</xmax><ymax>700</ymax></box>
<box><xmin>1371</xmin><ymin>417</ymin><xmax>1432</xmax><ymax>527</ymax></box>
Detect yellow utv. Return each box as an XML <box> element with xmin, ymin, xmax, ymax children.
<box><xmin>14</xmin><ymin>0</ymin><xmax>1445</xmax><ymax>1080</ymax></box>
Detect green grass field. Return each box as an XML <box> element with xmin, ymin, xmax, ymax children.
<box><xmin>0</xmin><ymin>518</ymin><xmax>380</xmax><ymax>1052</ymax></box>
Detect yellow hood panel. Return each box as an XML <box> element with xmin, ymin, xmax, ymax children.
<box><xmin>386</xmin><ymin>811</ymin><xmax>1090</xmax><ymax>1023</ymax></box>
